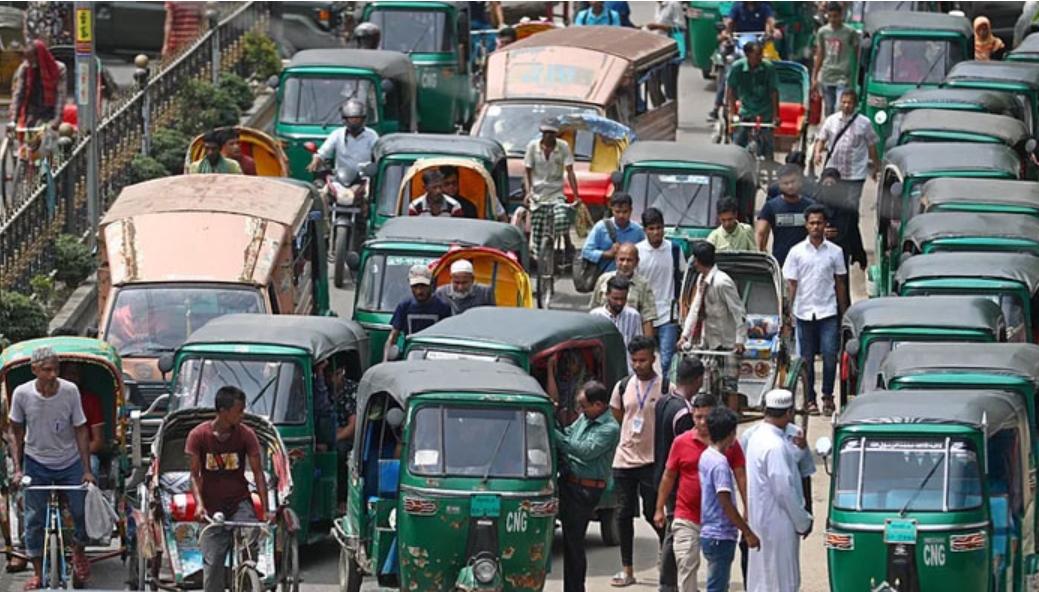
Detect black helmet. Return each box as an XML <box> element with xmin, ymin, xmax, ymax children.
<box><xmin>353</xmin><ymin>22</ymin><xmax>381</xmax><ymax>49</ymax></box>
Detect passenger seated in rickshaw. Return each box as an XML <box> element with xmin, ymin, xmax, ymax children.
<box><xmin>544</xmin><ymin>349</ymin><xmax>595</xmax><ymax>427</ymax></box>
<box><xmin>407</xmin><ymin>169</ymin><xmax>464</xmax><ymax>217</ymax></box>
<box><xmin>331</xmin><ymin>364</ymin><xmax>358</xmax><ymax>512</ymax></box>
<box><xmin>223</xmin><ymin>128</ymin><xmax>256</xmax><ymax>176</ymax></box>
<box><xmin>441</xmin><ymin>165</ymin><xmax>507</xmax><ymax>221</ymax></box>
<box><xmin>58</xmin><ymin>363</ymin><xmax>105</xmax><ymax>477</ymax></box>
<box><xmin>313</xmin><ymin>360</ymin><xmax>336</xmax><ymax>451</ymax></box>
<box><xmin>435</xmin><ymin>259</ymin><xmax>496</xmax><ymax>314</ymax></box>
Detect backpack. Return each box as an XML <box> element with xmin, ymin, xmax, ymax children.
<box><xmin>576</xmin><ymin>8</ymin><xmax>620</xmax><ymax>26</ymax></box>
<box><xmin>573</xmin><ymin>220</ymin><xmax>617</xmax><ymax>293</ymax></box>
<box><xmin>615</xmin><ymin>373</ymin><xmax>670</xmax><ymax>412</ymax></box>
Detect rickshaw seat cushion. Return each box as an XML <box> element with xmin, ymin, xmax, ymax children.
<box><xmin>378</xmin><ymin>459</ymin><xmax>400</xmax><ymax>498</ymax></box>
<box><xmin>747</xmin><ymin>315</ymin><xmax>780</xmax><ymax>340</ymax></box>
<box><xmin>777</xmin><ymin>103</ymin><xmax>804</xmax><ymax>136</ymax></box>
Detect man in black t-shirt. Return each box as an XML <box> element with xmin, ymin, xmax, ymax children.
<box><xmin>755</xmin><ymin>164</ymin><xmax>816</xmax><ymax>266</ymax></box>
<box><xmin>383</xmin><ymin>265</ymin><xmax>452</xmax><ymax>362</ymax></box>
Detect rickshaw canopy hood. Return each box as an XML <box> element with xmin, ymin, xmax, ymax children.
<box><xmin>920</xmin><ymin>178</ymin><xmax>1039</xmax><ymax>211</ymax></box>
<box><xmin>355</xmin><ymin>359</ymin><xmax>548</xmax><ymax>413</ymax></box>
<box><xmin>897</xmin><ymin>109</ymin><xmax>1029</xmax><ymax>145</ymax></box>
<box><xmin>372</xmin><ymin>133</ymin><xmax>506</xmax><ymax>165</ymax></box>
<box><xmin>619</xmin><ymin>142</ymin><xmax>758</xmax><ymax>185</ymax></box>
<box><xmin>838</xmin><ymin>390</ymin><xmax>1024</xmax><ymax>437</ymax></box>
<box><xmin>285</xmin><ymin>49</ymin><xmax>415</xmax><ymax>85</ymax></box>
<box><xmin>0</xmin><ymin>336</ymin><xmax>121</xmax><ymax>370</ymax></box>
<box><xmin>894</xmin><ymin>251</ymin><xmax>1039</xmax><ymax>294</ymax></box>
<box><xmin>892</xmin><ymin>88</ymin><xmax>1022</xmax><ymax>113</ymax></box>
<box><xmin>862</xmin><ymin>11</ymin><xmax>972</xmax><ymax>37</ymax></box>
<box><xmin>396</xmin><ymin>155</ymin><xmax>500</xmax><ymax>214</ymax></box>
<box><xmin>883</xmin><ymin>143</ymin><xmax>1021</xmax><ymax>178</ymax></box>
<box><xmin>1011</xmin><ymin>32</ymin><xmax>1039</xmax><ymax>57</ymax></box>
<box><xmin>371</xmin><ymin>217</ymin><xmax>529</xmax><ymax>267</ymax></box>
<box><xmin>841</xmin><ymin>296</ymin><xmax>1005</xmax><ymax>338</ymax></box>
<box><xmin>878</xmin><ymin>342</ymin><xmax>1039</xmax><ymax>388</ymax></box>
<box><xmin>499</xmin><ymin>26</ymin><xmax>678</xmax><ymax>69</ymax></box>
<box><xmin>902</xmin><ymin>212</ymin><xmax>1039</xmax><ymax>249</ymax></box>
<box><xmin>0</xmin><ymin>6</ymin><xmax>22</xmax><ymax>30</ymax></box>
<box><xmin>179</xmin><ymin>314</ymin><xmax>369</xmax><ymax>366</ymax></box>
<box><xmin>945</xmin><ymin>60</ymin><xmax>1039</xmax><ymax>90</ymax></box>
<box><xmin>551</xmin><ymin>113</ymin><xmax>636</xmax><ymax>143</ymax></box>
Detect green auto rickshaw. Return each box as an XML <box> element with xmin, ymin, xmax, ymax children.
<box><xmin>858</xmin><ymin>11</ymin><xmax>972</xmax><ymax>152</ymax></box>
<box><xmin>878</xmin><ymin>342</ymin><xmax>1039</xmax><ymax>399</ymax></box>
<box><xmin>871</xmin><ymin>142</ymin><xmax>1021</xmax><ymax>296</ymax></box>
<box><xmin>155</xmin><ymin>314</ymin><xmax>369</xmax><ymax>547</ymax></box>
<box><xmin>362</xmin><ymin>1</ymin><xmax>478</xmax><ymax>133</ymax></box>
<box><xmin>1007</xmin><ymin>32</ymin><xmax>1039</xmax><ymax>64</ymax></box>
<box><xmin>838</xmin><ymin>296</ymin><xmax>1007</xmax><ymax>407</ymax></box>
<box><xmin>901</xmin><ymin>212</ymin><xmax>1039</xmax><ymax>259</ymax></box>
<box><xmin>886</xmin><ymin>88</ymin><xmax>1026</xmax><ymax>148</ymax></box>
<box><xmin>350</xmin><ymin>217</ymin><xmax>528</xmax><ymax>364</ymax></box>
<box><xmin>610</xmin><ymin>142</ymin><xmax>758</xmax><ymax>255</ymax></box>
<box><xmin>894</xmin><ymin>252</ymin><xmax>1039</xmax><ymax>344</ymax></box>
<box><xmin>845</xmin><ymin>1</ymin><xmax>951</xmax><ymax>32</ymax></box>
<box><xmin>817</xmin><ymin>389</ymin><xmax>1038</xmax><ymax>592</ymax></box>
<box><xmin>366</xmin><ymin>134</ymin><xmax>509</xmax><ymax>236</ymax></box>
<box><xmin>919</xmin><ymin>177</ymin><xmax>1039</xmax><ymax>219</ymax></box>
<box><xmin>273</xmin><ymin>49</ymin><xmax>418</xmax><ymax>179</ymax></box>
<box><xmin>944</xmin><ymin>60</ymin><xmax>1039</xmax><ymax>139</ymax></box>
<box><xmin>883</xmin><ymin>110</ymin><xmax>1033</xmax><ymax>174</ymax></box>
<box><xmin>334</xmin><ymin>360</ymin><xmax>557</xmax><ymax>592</ymax></box>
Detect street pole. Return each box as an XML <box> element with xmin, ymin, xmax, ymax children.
<box><xmin>74</xmin><ymin>2</ymin><xmax>99</xmax><ymax>249</ymax></box>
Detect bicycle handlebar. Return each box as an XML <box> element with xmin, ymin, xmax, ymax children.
<box><xmin>681</xmin><ymin>347</ymin><xmax>739</xmax><ymax>358</ymax></box>
<box><xmin>20</xmin><ymin>478</ymin><xmax>90</xmax><ymax>491</ymax></box>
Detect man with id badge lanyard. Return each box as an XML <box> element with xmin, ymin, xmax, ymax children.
<box><xmin>609</xmin><ymin>336</ymin><xmax>666</xmax><ymax>588</ymax></box>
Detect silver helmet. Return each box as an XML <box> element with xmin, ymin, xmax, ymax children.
<box><xmin>341</xmin><ymin>99</ymin><xmax>367</xmax><ymax>121</ymax></box>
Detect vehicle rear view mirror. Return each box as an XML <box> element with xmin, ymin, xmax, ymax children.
<box><xmin>814</xmin><ymin>436</ymin><xmax>833</xmax><ymax>458</ymax></box>
<box><xmin>386</xmin><ymin>407</ymin><xmax>405</xmax><ymax>429</ymax></box>
<box><xmin>157</xmin><ymin>354</ymin><xmax>175</xmax><ymax>377</ymax></box>
<box><xmin>381</xmin><ymin>79</ymin><xmax>395</xmax><ymax>95</ymax></box>
<box><xmin>1028</xmin><ymin>138</ymin><xmax>1038</xmax><ymax>154</ymax></box>
<box><xmin>362</xmin><ymin>162</ymin><xmax>377</xmax><ymax>178</ymax></box>
<box><xmin>345</xmin><ymin>251</ymin><xmax>361</xmax><ymax>271</ymax></box>
<box><xmin>844</xmin><ymin>339</ymin><xmax>860</xmax><ymax>358</ymax></box>
<box><xmin>387</xmin><ymin>344</ymin><xmax>401</xmax><ymax>361</ymax></box>
<box><xmin>610</xmin><ymin>171</ymin><xmax>623</xmax><ymax>186</ymax></box>
<box><xmin>889</xmin><ymin>181</ymin><xmax>903</xmax><ymax>197</ymax></box>
<box><xmin>266</xmin><ymin>75</ymin><xmax>280</xmax><ymax>90</ymax></box>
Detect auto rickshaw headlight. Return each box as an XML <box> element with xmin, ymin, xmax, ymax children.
<box><xmin>873</xmin><ymin>110</ymin><xmax>888</xmax><ymax>125</ymax></box>
<box><xmin>473</xmin><ymin>558</ymin><xmax>498</xmax><ymax>584</ymax></box>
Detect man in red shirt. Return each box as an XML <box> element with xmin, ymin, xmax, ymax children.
<box><xmin>59</xmin><ymin>363</ymin><xmax>106</xmax><ymax>476</ymax></box>
<box><xmin>653</xmin><ymin>394</ymin><xmax>747</xmax><ymax>592</ymax></box>
<box><xmin>224</xmin><ymin>129</ymin><xmax>257</xmax><ymax>176</ymax></box>
<box><xmin>186</xmin><ymin>386</ymin><xmax>273</xmax><ymax>592</ymax></box>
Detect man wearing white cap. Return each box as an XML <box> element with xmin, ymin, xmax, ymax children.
<box><xmin>383</xmin><ymin>265</ymin><xmax>453</xmax><ymax>362</ymax></box>
<box><xmin>744</xmin><ymin>389</ymin><xmax>813</xmax><ymax>592</ymax></box>
<box><xmin>435</xmin><ymin>259</ymin><xmax>496</xmax><ymax>315</ymax></box>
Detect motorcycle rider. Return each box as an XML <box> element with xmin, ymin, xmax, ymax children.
<box><xmin>306</xmin><ymin>99</ymin><xmax>379</xmax><ymax>176</ymax></box>
<box><xmin>352</xmin><ymin>22</ymin><xmax>381</xmax><ymax>49</ymax></box>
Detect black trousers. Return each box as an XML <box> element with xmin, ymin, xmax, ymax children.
<box><xmin>560</xmin><ymin>479</ymin><xmax>605</xmax><ymax>592</ymax></box>
<box><xmin>614</xmin><ymin>464</ymin><xmax>666</xmax><ymax>567</ymax></box>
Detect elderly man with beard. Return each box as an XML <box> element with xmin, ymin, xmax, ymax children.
<box><xmin>590</xmin><ymin>243</ymin><xmax>657</xmax><ymax>337</ymax></box>
<box><xmin>435</xmin><ymin>259</ymin><xmax>496</xmax><ymax>314</ymax></box>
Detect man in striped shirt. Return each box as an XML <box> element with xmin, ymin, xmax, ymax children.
<box><xmin>590</xmin><ymin>275</ymin><xmax>643</xmax><ymax>373</ymax></box>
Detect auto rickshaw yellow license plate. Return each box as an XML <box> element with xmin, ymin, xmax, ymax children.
<box><xmin>471</xmin><ymin>494</ymin><xmax>501</xmax><ymax>518</ymax></box>
<box><xmin>884</xmin><ymin>518</ymin><xmax>918</xmax><ymax>544</ymax></box>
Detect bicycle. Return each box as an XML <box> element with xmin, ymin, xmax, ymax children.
<box><xmin>529</xmin><ymin>199</ymin><xmax>577</xmax><ymax>310</ymax></box>
<box><xmin>729</xmin><ymin>117</ymin><xmax>777</xmax><ymax>189</ymax></box>
<box><xmin>0</xmin><ymin>123</ymin><xmax>54</xmax><ymax>214</ymax></box>
<box><xmin>198</xmin><ymin>512</ymin><xmax>271</xmax><ymax>592</ymax></box>
<box><xmin>19</xmin><ymin>477</ymin><xmax>89</xmax><ymax>590</ymax></box>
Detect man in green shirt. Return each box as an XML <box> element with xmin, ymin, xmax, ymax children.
<box><xmin>707</xmin><ymin>198</ymin><xmax>758</xmax><ymax>252</ymax></box>
<box><xmin>556</xmin><ymin>380</ymin><xmax>620</xmax><ymax>592</ymax></box>
<box><xmin>187</xmin><ymin>130</ymin><xmax>243</xmax><ymax>175</ymax></box>
<box><xmin>726</xmin><ymin>41</ymin><xmax>779</xmax><ymax>159</ymax></box>
<box><xmin>812</xmin><ymin>2</ymin><xmax>858</xmax><ymax>117</ymax></box>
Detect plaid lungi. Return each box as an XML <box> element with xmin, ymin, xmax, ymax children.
<box><xmin>529</xmin><ymin>199</ymin><xmax>572</xmax><ymax>260</ymax></box>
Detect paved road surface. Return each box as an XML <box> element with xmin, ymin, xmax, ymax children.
<box><xmin>5</xmin><ymin>4</ymin><xmax>878</xmax><ymax>589</ymax></box>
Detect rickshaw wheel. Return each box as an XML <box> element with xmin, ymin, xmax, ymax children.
<box><xmin>537</xmin><ymin>236</ymin><xmax>555</xmax><ymax>309</ymax></box>
<box><xmin>127</xmin><ymin>535</ymin><xmax>149</xmax><ymax>591</ymax></box>
<box><xmin>334</xmin><ymin>228</ymin><xmax>349</xmax><ymax>289</ymax></box>
<box><xmin>597</xmin><ymin>508</ymin><xmax>619</xmax><ymax>547</ymax></box>
<box><xmin>794</xmin><ymin>366</ymin><xmax>811</xmax><ymax>437</ymax></box>
<box><xmin>238</xmin><ymin>566</ymin><xmax>262</xmax><ymax>592</ymax></box>
<box><xmin>47</xmin><ymin>532</ymin><xmax>60</xmax><ymax>588</ymax></box>
<box><xmin>279</xmin><ymin>534</ymin><xmax>299</xmax><ymax>592</ymax></box>
<box><xmin>339</xmin><ymin>547</ymin><xmax>362</xmax><ymax>592</ymax></box>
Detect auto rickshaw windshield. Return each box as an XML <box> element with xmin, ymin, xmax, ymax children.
<box><xmin>278</xmin><ymin>76</ymin><xmax>381</xmax><ymax>125</ymax></box>
<box><xmin>171</xmin><ymin>357</ymin><xmax>307</xmax><ymax>424</ymax></box>
<box><xmin>369</xmin><ymin>9</ymin><xmax>452</xmax><ymax>54</ymax></box>
<box><xmin>105</xmin><ymin>286</ymin><xmax>264</xmax><ymax>357</ymax></box>
<box><xmin>357</xmin><ymin>253</ymin><xmax>437</xmax><ymax>313</ymax></box>
<box><xmin>872</xmin><ymin>38</ymin><xmax>963</xmax><ymax>85</ymax></box>
<box><xmin>834</xmin><ymin>436</ymin><xmax>982</xmax><ymax>512</ymax></box>
<box><xmin>848</xmin><ymin>0</ymin><xmax>919</xmax><ymax>25</ymax></box>
<box><xmin>628</xmin><ymin>171</ymin><xmax>726</xmax><ymax>228</ymax></box>
<box><xmin>476</xmin><ymin>103</ymin><xmax>597</xmax><ymax>157</ymax></box>
<box><xmin>409</xmin><ymin>405</ymin><xmax>553</xmax><ymax>478</ymax></box>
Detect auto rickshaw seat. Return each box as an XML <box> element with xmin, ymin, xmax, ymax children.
<box><xmin>777</xmin><ymin>103</ymin><xmax>804</xmax><ymax>137</ymax></box>
<box><xmin>377</xmin><ymin>459</ymin><xmax>400</xmax><ymax>498</ymax></box>
<box><xmin>990</xmin><ymin>494</ymin><xmax>1011</xmax><ymax>562</ymax></box>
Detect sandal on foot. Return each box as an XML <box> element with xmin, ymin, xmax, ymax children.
<box><xmin>611</xmin><ymin>572</ymin><xmax>636</xmax><ymax>587</ymax></box>
<box><xmin>23</xmin><ymin>575</ymin><xmax>40</xmax><ymax>590</ymax></box>
<box><xmin>806</xmin><ymin>402</ymin><xmax>820</xmax><ymax>416</ymax></box>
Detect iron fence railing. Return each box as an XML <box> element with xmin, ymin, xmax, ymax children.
<box><xmin>0</xmin><ymin>1</ymin><xmax>266</xmax><ymax>293</ymax></box>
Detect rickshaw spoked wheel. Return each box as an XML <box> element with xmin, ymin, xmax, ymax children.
<box><xmin>794</xmin><ymin>365</ymin><xmax>810</xmax><ymax>437</ymax></box>
<box><xmin>536</xmin><ymin>235</ymin><xmax>555</xmax><ymax>309</ymax></box>
<box><xmin>338</xmin><ymin>546</ymin><xmax>362</xmax><ymax>592</ymax></box>
<box><xmin>237</xmin><ymin>564</ymin><xmax>262</xmax><ymax>592</ymax></box>
<box><xmin>47</xmin><ymin>532</ymin><xmax>60</xmax><ymax>588</ymax></box>
<box><xmin>278</xmin><ymin>532</ymin><xmax>299</xmax><ymax>592</ymax></box>
<box><xmin>126</xmin><ymin>535</ymin><xmax>148</xmax><ymax>591</ymax></box>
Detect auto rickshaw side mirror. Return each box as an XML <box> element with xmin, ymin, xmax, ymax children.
<box><xmin>386</xmin><ymin>407</ymin><xmax>405</xmax><ymax>430</ymax></box>
<box><xmin>362</xmin><ymin>162</ymin><xmax>377</xmax><ymax>178</ymax></box>
<box><xmin>266</xmin><ymin>75</ymin><xmax>280</xmax><ymax>90</ymax></box>
<box><xmin>1028</xmin><ymin>138</ymin><xmax>1038</xmax><ymax>154</ymax></box>
<box><xmin>381</xmin><ymin>79</ymin><xmax>395</xmax><ymax>96</ymax></box>
<box><xmin>815</xmin><ymin>436</ymin><xmax>833</xmax><ymax>458</ymax></box>
<box><xmin>889</xmin><ymin>181</ymin><xmax>903</xmax><ymax>198</ymax></box>
<box><xmin>844</xmin><ymin>338</ymin><xmax>860</xmax><ymax>359</ymax></box>
<box><xmin>387</xmin><ymin>344</ymin><xmax>401</xmax><ymax>361</ymax></box>
<box><xmin>345</xmin><ymin>251</ymin><xmax>361</xmax><ymax>272</ymax></box>
<box><xmin>610</xmin><ymin>171</ymin><xmax>623</xmax><ymax>186</ymax></box>
<box><xmin>157</xmin><ymin>354</ymin><xmax>175</xmax><ymax>377</ymax></box>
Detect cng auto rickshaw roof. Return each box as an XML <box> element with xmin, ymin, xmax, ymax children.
<box><xmin>841</xmin><ymin>296</ymin><xmax>1005</xmax><ymax>337</ymax></box>
<box><xmin>285</xmin><ymin>49</ymin><xmax>415</xmax><ymax>82</ymax></box>
<box><xmin>878</xmin><ymin>342</ymin><xmax>1039</xmax><ymax>387</ymax></box>
<box><xmin>356</xmin><ymin>359</ymin><xmax>547</xmax><ymax>412</ymax></box>
<box><xmin>883</xmin><ymin>142</ymin><xmax>1020</xmax><ymax>177</ymax></box>
<box><xmin>838</xmin><ymin>390</ymin><xmax>1023</xmax><ymax>436</ymax></box>
<box><xmin>897</xmin><ymin>109</ymin><xmax>1029</xmax><ymax>145</ymax></box>
<box><xmin>500</xmin><ymin>25</ymin><xmax>678</xmax><ymax>68</ymax></box>
<box><xmin>902</xmin><ymin>212</ymin><xmax>1039</xmax><ymax>247</ymax></box>
<box><xmin>946</xmin><ymin>60</ymin><xmax>1039</xmax><ymax>89</ymax></box>
<box><xmin>892</xmin><ymin>88</ymin><xmax>1022</xmax><ymax>112</ymax></box>
<box><xmin>862</xmin><ymin>11</ymin><xmax>972</xmax><ymax>36</ymax></box>
<box><xmin>371</xmin><ymin>217</ymin><xmax>528</xmax><ymax>263</ymax></box>
<box><xmin>619</xmin><ymin>142</ymin><xmax>758</xmax><ymax>183</ymax></box>
<box><xmin>894</xmin><ymin>251</ymin><xmax>1039</xmax><ymax>294</ymax></box>
<box><xmin>1011</xmin><ymin>32</ymin><xmax>1039</xmax><ymax>57</ymax></box>
<box><xmin>408</xmin><ymin>308</ymin><xmax>625</xmax><ymax>354</ymax></box>
<box><xmin>921</xmin><ymin>178</ymin><xmax>1039</xmax><ymax>210</ymax></box>
<box><xmin>179</xmin><ymin>314</ymin><xmax>369</xmax><ymax>364</ymax></box>
<box><xmin>372</xmin><ymin>134</ymin><xmax>505</xmax><ymax>165</ymax></box>
<box><xmin>102</xmin><ymin>175</ymin><xmax>312</xmax><ymax>227</ymax></box>
<box><xmin>0</xmin><ymin>336</ymin><xmax>121</xmax><ymax>370</ymax></box>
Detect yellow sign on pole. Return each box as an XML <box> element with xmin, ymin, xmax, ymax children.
<box><xmin>76</xmin><ymin>8</ymin><xmax>92</xmax><ymax>46</ymax></box>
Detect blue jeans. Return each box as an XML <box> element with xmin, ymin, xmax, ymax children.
<box><xmin>656</xmin><ymin>322</ymin><xmax>679</xmax><ymax>381</ymax></box>
<box><xmin>796</xmin><ymin>316</ymin><xmax>839</xmax><ymax>403</ymax></box>
<box><xmin>23</xmin><ymin>456</ymin><xmax>88</xmax><ymax>557</ymax></box>
<box><xmin>701</xmin><ymin>537</ymin><xmax>738</xmax><ymax>592</ymax></box>
<box><xmin>732</xmin><ymin>126</ymin><xmax>775</xmax><ymax>159</ymax></box>
<box><xmin>821</xmin><ymin>84</ymin><xmax>849</xmax><ymax>118</ymax></box>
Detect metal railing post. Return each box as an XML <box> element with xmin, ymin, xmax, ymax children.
<box><xmin>134</xmin><ymin>54</ymin><xmax>151</xmax><ymax>156</ymax></box>
<box><xmin>208</xmin><ymin>2</ymin><xmax>220</xmax><ymax>85</ymax></box>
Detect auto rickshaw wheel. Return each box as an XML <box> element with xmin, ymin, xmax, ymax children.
<box><xmin>339</xmin><ymin>546</ymin><xmax>362</xmax><ymax>592</ymax></box>
<box><xmin>334</xmin><ymin>227</ymin><xmax>350</xmax><ymax>289</ymax></box>
<box><xmin>279</xmin><ymin>533</ymin><xmax>299</xmax><ymax>592</ymax></box>
<box><xmin>127</xmin><ymin>535</ymin><xmax>148</xmax><ymax>591</ymax></box>
<box><xmin>597</xmin><ymin>508</ymin><xmax>619</xmax><ymax>547</ymax></box>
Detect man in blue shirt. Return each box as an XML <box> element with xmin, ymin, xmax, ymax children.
<box><xmin>574</xmin><ymin>1</ymin><xmax>621</xmax><ymax>26</ymax></box>
<box><xmin>582</xmin><ymin>192</ymin><xmax>646</xmax><ymax>273</ymax></box>
<box><xmin>383</xmin><ymin>265</ymin><xmax>452</xmax><ymax>362</ymax></box>
<box><xmin>755</xmin><ymin>164</ymin><xmax>815</xmax><ymax>266</ymax></box>
<box><xmin>605</xmin><ymin>2</ymin><xmax>634</xmax><ymax>27</ymax></box>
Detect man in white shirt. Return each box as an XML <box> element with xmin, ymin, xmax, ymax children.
<box><xmin>636</xmin><ymin>207</ymin><xmax>687</xmax><ymax>379</ymax></box>
<box><xmin>811</xmin><ymin>89</ymin><xmax>879</xmax><ymax>209</ymax></box>
<box><xmin>782</xmin><ymin>204</ymin><xmax>848</xmax><ymax>416</ymax></box>
<box><xmin>408</xmin><ymin>169</ymin><xmax>464</xmax><ymax>217</ymax></box>
<box><xmin>590</xmin><ymin>275</ymin><xmax>643</xmax><ymax>373</ymax></box>
<box><xmin>307</xmin><ymin>99</ymin><xmax>379</xmax><ymax>175</ymax></box>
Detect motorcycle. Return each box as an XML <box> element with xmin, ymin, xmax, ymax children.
<box><xmin>304</xmin><ymin>142</ymin><xmax>368</xmax><ymax>289</ymax></box>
